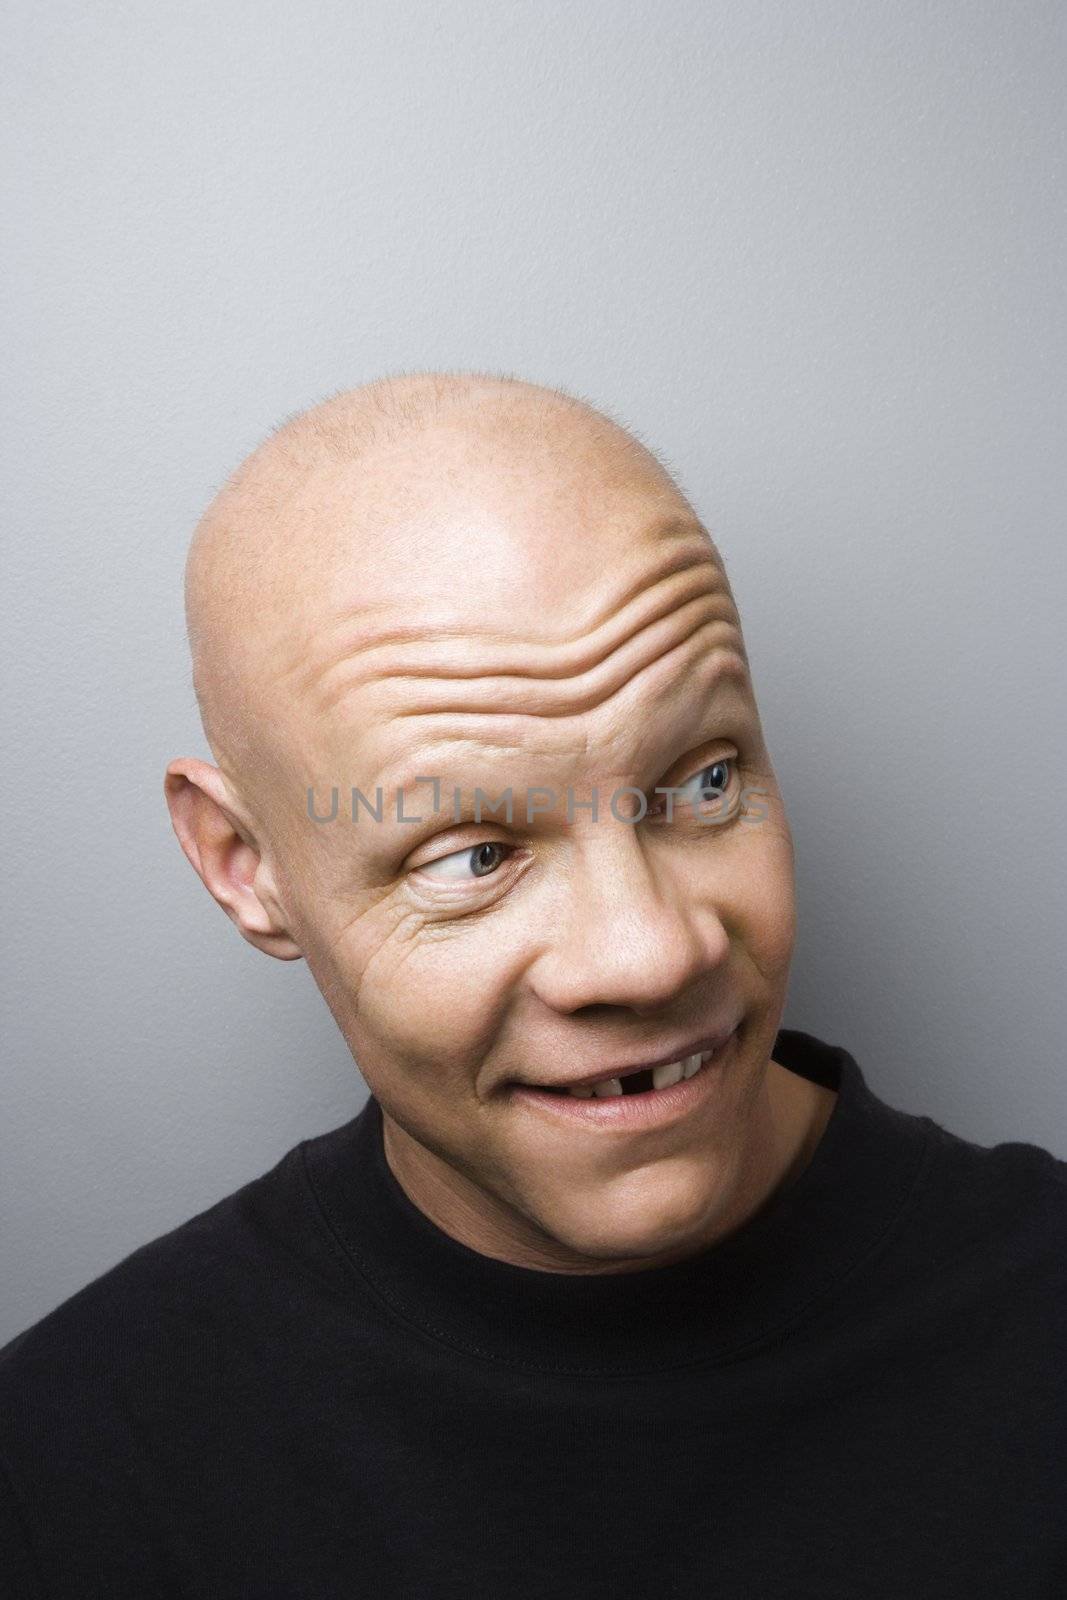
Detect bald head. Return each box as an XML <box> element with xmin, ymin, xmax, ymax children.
<box><xmin>184</xmin><ymin>371</ymin><xmax>711</xmax><ymax>820</ymax></box>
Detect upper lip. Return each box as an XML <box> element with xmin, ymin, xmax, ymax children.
<box><xmin>517</xmin><ymin>1021</ymin><xmax>742</xmax><ymax>1091</ymax></box>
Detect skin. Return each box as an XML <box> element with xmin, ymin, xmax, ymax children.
<box><xmin>166</xmin><ymin>374</ymin><xmax>837</xmax><ymax>1274</ymax></box>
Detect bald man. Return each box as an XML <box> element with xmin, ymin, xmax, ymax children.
<box><xmin>2</xmin><ymin>373</ymin><xmax>1065</xmax><ymax>1598</ymax></box>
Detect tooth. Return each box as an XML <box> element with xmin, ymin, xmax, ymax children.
<box><xmin>592</xmin><ymin>1076</ymin><xmax>623</xmax><ymax>1098</ymax></box>
<box><xmin>652</xmin><ymin>1058</ymin><xmax>684</xmax><ymax>1090</ymax></box>
<box><xmin>567</xmin><ymin>1083</ymin><xmax>595</xmax><ymax>1098</ymax></box>
<box><xmin>682</xmin><ymin>1053</ymin><xmax>703</xmax><ymax>1080</ymax></box>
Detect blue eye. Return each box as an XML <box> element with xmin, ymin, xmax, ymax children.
<box><xmin>418</xmin><ymin>841</ymin><xmax>513</xmax><ymax>882</ymax></box>
<box><xmin>677</xmin><ymin>757</ymin><xmax>733</xmax><ymax>804</ymax></box>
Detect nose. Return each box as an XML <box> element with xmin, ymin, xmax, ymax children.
<box><xmin>528</xmin><ymin>832</ymin><xmax>730</xmax><ymax>1016</ymax></box>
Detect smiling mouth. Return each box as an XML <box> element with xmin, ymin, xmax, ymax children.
<box><xmin>536</xmin><ymin>1052</ymin><xmax>709</xmax><ymax>1099</ymax></box>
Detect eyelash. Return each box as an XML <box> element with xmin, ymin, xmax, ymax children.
<box><xmin>413</xmin><ymin>756</ymin><xmax>738</xmax><ymax>887</ymax></box>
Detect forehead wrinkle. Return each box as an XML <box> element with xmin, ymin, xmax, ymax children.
<box><xmin>275</xmin><ymin>517</ymin><xmax>709</xmax><ymax>706</ymax></box>
<box><xmin>287</xmin><ymin>536</ymin><xmax>732</xmax><ymax>725</ymax></box>
<box><xmin>364</xmin><ymin>637</ymin><xmax>751</xmax><ymax>798</ymax></box>
<box><xmin>384</xmin><ymin>610</ymin><xmax>745</xmax><ymax>724</ymax></box>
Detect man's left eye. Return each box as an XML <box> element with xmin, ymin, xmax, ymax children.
<box><xmin>676</xmin><ymin>757</ymin><xmax>733</xmax><ymax>803</ymax></box>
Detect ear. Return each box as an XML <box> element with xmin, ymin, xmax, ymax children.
<box><xmin>164</xmin><ymin>757</ymin><xmax>303</xmax><ymax>961</ymax></box>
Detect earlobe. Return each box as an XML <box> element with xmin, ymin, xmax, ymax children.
<box><xmin>163</xmin><ymin>758</ymin><xmax>304</xmax><ymax>961</ymax></box>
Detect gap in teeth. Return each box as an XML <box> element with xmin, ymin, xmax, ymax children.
<box><xmin>567</xmin><ymin>1051</ymin><xmax>705</xmax><ymax>1098</ymax></box>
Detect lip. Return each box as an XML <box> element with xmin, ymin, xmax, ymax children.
<box><xmin>516</xmin><ymin>1021</ymin><xmax>743</xmax><ymax>1092</ymax></box>
<box><xmin>509</xmin><ymin>1025</ymin><xmax>741</xmax><ymax>1131</ymax></box>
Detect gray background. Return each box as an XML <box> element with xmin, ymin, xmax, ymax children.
<box><xmin>2</xmin><ymin>0</ymin><xmax>1064</xmax><ymax>1346</ymax></box>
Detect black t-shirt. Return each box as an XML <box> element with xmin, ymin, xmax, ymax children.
<box><xmin>2</xmin><ymin>1027</ymin><xmax>1065</xmax><ymax>1598</ymax></box>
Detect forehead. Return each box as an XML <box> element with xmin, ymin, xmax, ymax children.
<box><xmin>289</xmin><ymin>419</ymin><xmax>689</xmax><ymax>600</ymax></box>
<box><xmin>271</xmin><ymin>520</ymin><xmax>751</xmax><ymax>807</ymax></box>
<box><xmin>245</xmin><ymin>424</ymin><xmax>752</xmax><ymax>790</ymax></box>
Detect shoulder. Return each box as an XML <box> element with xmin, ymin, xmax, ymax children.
<box><xmin>0</xmin><ymin>1127</ymin><xmax>374</xmax><ymax>1583</ymax></box>
<box><xmin>0</xmin><ymin>1139</ymin><xmax>312</xmax><ymax>1428</ymax></box>
<box><xmin>923</xmin><ymin>1116</ymin><xmax>1067</xmax><ymax>1236</ymax></box>
<box><xmin>897</xmin><ymin>1112</ymin><xmax>1067</xmax><ymax>1322</ymax></box>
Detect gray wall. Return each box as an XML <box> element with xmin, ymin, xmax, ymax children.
<box><xmin>2</xmin><ymin>0</ymin><xmax>1064</xmax><ymax>1345</ymax></box>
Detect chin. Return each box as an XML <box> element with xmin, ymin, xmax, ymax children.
<box><xmin>548</xmin><ymin>1167</ymin><xmax>728</xmax><ymax>1267</ymax></box>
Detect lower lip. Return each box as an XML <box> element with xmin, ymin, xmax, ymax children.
<box><xmin>509</xmin><ymin>1028</ymin><xmax>740</xmax><ymax>1132</ymax></box>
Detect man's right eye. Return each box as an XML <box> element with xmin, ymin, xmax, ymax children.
<box><xmin>416</xmin><ymin>842</ymin><xmax>514</xmax><ymax>883</ymax></box>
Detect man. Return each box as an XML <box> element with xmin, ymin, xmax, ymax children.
<box><xmin>1</xmin><ymin>372</ymin><xmax>1064</xmax><ymax>1597</ymax></box>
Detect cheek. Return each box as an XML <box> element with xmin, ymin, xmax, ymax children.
<box><xmin>313</xmin><ymin>908</ymin><xmax>526</xmax><ymax>1097</ymax></box>
<box><xmin>701</xmin><ymin>816</ymin><xmax>797</xmax><ymax>976</ymax></box>
<box><xmin>751</xmin><ymin>857</ymin><xmax>797</xmax><ymax>976</ymax></box>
